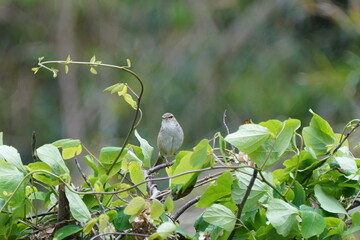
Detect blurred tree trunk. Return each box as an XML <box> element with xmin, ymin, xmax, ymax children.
<box><xmin>56</xmin><ymin>0</ymin><xmax>84</xmax><ymax>139</ymax></box>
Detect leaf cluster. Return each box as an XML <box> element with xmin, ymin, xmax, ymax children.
<box><xmin>1</xmin><ymin>58</ymin><xmax>360</xmax><ymax>239</ymax></box>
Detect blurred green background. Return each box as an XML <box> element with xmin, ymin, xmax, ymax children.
<box><xmin>1</xmin><ymin>0</ymin><xmax>360</xmax><ymax>161</ymax></box>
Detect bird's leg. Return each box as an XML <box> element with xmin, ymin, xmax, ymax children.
<box><xmin>165</xmin><ymin>156</ymin><xmax>171</xmax><ymax>167</ymax></box>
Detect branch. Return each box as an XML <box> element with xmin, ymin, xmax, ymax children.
<box><xmin>229</xmin><ymin>169</ymin><xmax>258</xmax><ymax>239</ymax></box>
<box><xmin>172</xmin><ymin>196</ymin><xmax>201</xmax><ymax>221</ymax></box>
<box><xmin>89</xmin><ymin>232</ymin><xmax>149</xmax><ymax>240</ymax></box>
<box><xmin>301</xmin><ymin>121</ymin><xmax>360</xmax><ymax>185</ymax></box>
<box><xmin>147</xmin><ymin>161</ymin><xmax>175</xmax><ymax>175</ymax></box>
<box><xmin>106</xmin><ymin>68</ymin><xmax>144</xmax><ymax>174</ymax></box>
<box><xmin>56</xmin><ymin>182</ymin><xmax>70</xmax><ymax>229</ymax></box>
<box><xmin>36</xmin><ymin>59</ymin><xmax>145</xmax><ymax>175</ymax></box>
<box><xmin>73</xmin><ymin>165</ymin><xmax>252</xmax><ymax>196</ymax></box>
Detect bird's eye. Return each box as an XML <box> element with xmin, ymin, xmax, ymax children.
<box><xmin>169</xmin><ymin>115</ymin><xmax>173</xmax><ymax>118</ymax></box>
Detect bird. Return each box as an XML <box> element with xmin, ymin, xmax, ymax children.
<box><xmin>155</xmin><ymin>113</ymin><xmax>184</xmax><ymax>166</ymax></box>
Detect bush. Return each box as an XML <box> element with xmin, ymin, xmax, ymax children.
<box><xmin>0</xmin><ymin>58</ymin><xmax>359</xmax><ymax>239</ymax></box>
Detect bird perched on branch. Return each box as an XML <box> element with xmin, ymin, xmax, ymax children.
<box><xmin>155</xmin><ymin>113</ymin><xmax>184</xmax><ymax>166</ymax></box>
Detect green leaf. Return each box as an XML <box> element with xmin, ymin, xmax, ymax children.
<box><xmin>259</xmin><ymin>119</ymin><xmax>283</xmax><ymax>135</ymax></box>
<box><xmin>38</xmin><ymin>56</ymin><xmax>44</xmax><ymax>62</ymax></box>
<box><xmin>113</xmin><ymin>208</ymin><xmax>132</xmax><ymax>231</ymax></box>
<box><xmin>65</xmin><ymin>55</ymin><xmax>71</xmax><ymax>63</ymax></box>
<box><xmin>196</xmin><ymin>172</ymin><xmax>233</xmax><ymax>208</ymax></box>
<box><xmin>169</xmin><ymin>151</ymin><xmax>207</xmax><ymax>194</ymax></box>
<box><xmin>36</xmin><ymin>144</ymin><xmax>70</xmax><ymax>175</ymax></box>
<box><xmin>343</xmin><ymin>212</ymin><xmax>360</xmax><ymax>235</ymax></box>
<box><xmin>150</xmin><ymin>199</ymin><xmax>164</xmax><ymax>220</ymax></box>
<box><xmin>98</xmin><ymin>213</ymin><xmax>109</xmax><ymax>232</ymax></box>
<box><xmin>83</xmin><ymin>218</ymin><xmax>98</xmax><ymax>235</ymax></box>
<box><xmin>293</xmin><ymin>181</ymin><xmax>305</xmax><ymax>207</ymax></box>
<box><xmin>90</xmin><ymin>55</ymin><xmax>96</xmax><ymax>63</ymax></box>
<box><xmin>271</xmin><ymin>119</ymin><xmax>300</xmax><ymax>158</ymax></box>
<box><xmin>300</xmin><ymin>205</ymin><xmax>326</xmax><ymax>238</ymax></box>
<box><xmin>134</xmin><ymin>130</ymin><xmax>153</xmax><ymax>168</ymax></box>
<box><xmin>53</xmin><ymin>139</ymin><xmax>82</xmax><ymax>160</ymax></box>
<box><xmin>28</xmin><ymin>191</ymin><xmax>49</xmax><ymax>201</ymax></box>
<box><xmin>203</xmin><ymin>204</ymin><xmax>236</xmax><ymax>231</ymax></box>
<box><xmin>123</xmin><ymin>93</ymin><xmax>137</xmax><ymax>109</ymax></box>
<box><xmin>155</xmin><ymin>222</ymin><xmax>176</xmax><ymax>239</ymax></box>
<box><xmin>104</xmin><ymin>83</ymin><xmax>129</xmax><ymax>97</ymax></box>
<box><xmin>0</xmin><ymin>145</ymin><xmax>25</xmax><ymax>172</ymax></box>
<box><xmin>83</xmin><ymin>155</ymin><xmax>98</xmax><ymax>176</ymax></box>
<box><xmin>99</xmin><ymin>147</ymin><xmax>124</xmax><ymax>164</ymax></box>
<box><xmin>0</xmin><ymin>160</ymin><xmax>26</xmax><ymax>208</ymax></box>
<box><xmin>191</xmin><ymin>139</ymin><xmax>210</xmax><ymax>167</ymax></box>
<box><xmin>232</xmin><ymin>169</ymin><xmax>272</xmax><ymax>211</ymax></box>
<box><xmin>124</xmin><ymin>197</ymin><xmax>146</xmax><ymax>216</ymax></box>
<box><xmin>116</xmin><ymin>84</ymin><xmax>128</xmax><ymax>96</ymax></box>
<box><xmin>128</xmin><ymin>162</ymin><xmax>147</xmax><ymax>195</ymax></box>
<box><xmin>266</xmin><ymin>199</ymin><xmax>299</xmax><ymax>237</ymax></box>
<box><xmin>302</xmin><ymin>110</ymin><xmax>336</xmax><ymax>156</ymax></box>
<box><xmin>64</xmin><ymin>65</ymin><xmax>69</xmax><ymax>74</ymax></box>
<box><xmin>126</xmin><ymin>58</ymin><xmax>131</xmax><ymax>68</ymax></box>
<box><xmin>32</xmin><ymin>67</ymin><xmax>40</xmax><ymax>74</ymax></box>
<box><xmin>90</xmin><ymin>67</ymin><xmax>97</xmax><ymax>74</ymax></box>
<box><xmin>324</xmin><ymin>217</ymin><xmax>346</xmax><ymax>237</ymax></box>
<box><xmin>53</xmin><ymin>225</ymin><xmax>82</xmax><ymax>240</ymax></box>
<box><xmin>65</xmin><ymin>186</ymin><xmax>92</xmax><ymax>223</ymax></box>
<box><xmin>51</xmin><ymin>68</ymin><xmax>59</xmax><ymax>78</ymax></box>
<box><xmin>314</xmin><ymin>185</ymin><xmax>347</xmax><ymax>215</ymax></box>
<box><xmin>27</xmin><ymin>162</ymin><xmax>58</xmax><ymax>185</ymax></box>
<box><xmin>335</xmin><ymin>156</ymin><xmax>359</xmax><ymax>180</ymax></box>
<box><xmin>164</xmin><ymin>196</ymin><xmax>174</xmax><ymax>213</ymax></box>
<box><xmin>225</xmin><ymin>124</ymin><xmax>271</xmax><ymax>154</ymax></box>
<box><xmin>250</xmin><ymin>119</ymin><xmax>300</xmax><ymax>170</ymax></box>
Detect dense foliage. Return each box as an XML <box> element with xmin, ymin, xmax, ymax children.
<box><xmin>0</xmin><ymin>59</ymin><xmax>359</xmax><ymax>239</ymax></box>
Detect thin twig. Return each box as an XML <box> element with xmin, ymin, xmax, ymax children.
<box><xmin>223</xmin><ymin>110</ymin><xmax>235</xmax><ymax>153</ymax></box>
<box><xmin>74</xmin><ymin>159</ymin><xmax>107</xmax><ymax>211</ymax></box>
<box><xmin>147</xmin><ymin>161</ymin><xmax>175</xmax><ymax>174</ymax></box>
<box><xmin>31</xmin><ymin>131</ymin><xmax>38</xmax><ymax>162</ymax></box>
<box><xmin>258</xmin><ymin>170</ymin><xmax>286</xmax><ymax>201</ymax></box>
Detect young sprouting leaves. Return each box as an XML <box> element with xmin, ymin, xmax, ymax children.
<box><xmin>89</xmin><ymin>55</ymin><xmax>102</xmax><ymax>75</ymax></box>
<box><xmin>103</xmin><ymin>83</ymin><xmax>138</xmax><ymax>110</ymax></box>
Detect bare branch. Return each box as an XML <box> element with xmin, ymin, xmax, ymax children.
<box><xmin>229</xmin><ymin>169</ymin><xmax>258</xmax><ymax>239</ymax></box>
<box><xmin>172</xmin><ymin>196</ymin><xmax>201</xmax><ymax>221</ymax></box>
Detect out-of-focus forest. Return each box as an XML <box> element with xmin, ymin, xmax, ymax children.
<box><xmin>1</xmin><ymin>0</ymin><xmax>360</xmax><ymax>160</ymax></box>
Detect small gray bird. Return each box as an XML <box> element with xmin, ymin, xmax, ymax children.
<box><xmin>155</xmin><ymin>113</ymin><xmax>184</xmax><ymax>165</ymax></box>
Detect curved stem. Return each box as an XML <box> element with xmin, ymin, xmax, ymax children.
<box><xmin>37</xmin><ymin>59</ymin><xmax>145</xmax><ymax>175</ymax></box>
